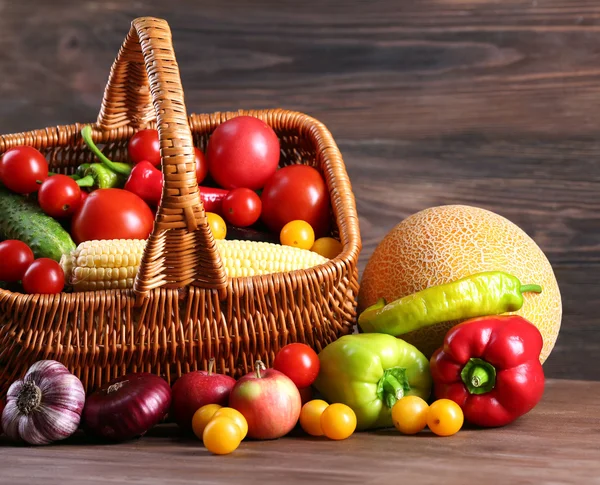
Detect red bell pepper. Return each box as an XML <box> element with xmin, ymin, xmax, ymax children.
<box><xmin>430</xmin><ymin>315</ymin><xmax>545</xmax><ymax>427</ymax></box>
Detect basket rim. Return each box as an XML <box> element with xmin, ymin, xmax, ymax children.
<box><xmin>0</xmin><ymin>108</ymin><xmax>362</xmax><ymax>301</ymax></box>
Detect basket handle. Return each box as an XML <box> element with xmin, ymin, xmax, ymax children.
<box><xmin>96</xmin><ymin>17</ymin><xmax>227</xmax><ymax>299</ymax></box>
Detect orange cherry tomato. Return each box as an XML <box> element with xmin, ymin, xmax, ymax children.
<box><xmin>320</xmin><ymin>403</ymin><xmax>356</xmax><ymax>440</ymax></box>
<box><xmin>299</xmin><ymin>400</ymin><xmax>329</xmax><ymax>437</ymax></box>
<box><xmin>391</xmin><ymin>396</ymin><xmax>429</xmax><ymax>435</ymax></box>
<box><xmin>280</xmin><ymin>220</ymin><xmax>315</xmax><ymax>250</ymax></box>
<box><xmin>427</xmin><ymin>399</ymin><xmax>464</xmax><ymax>437</ymax></box>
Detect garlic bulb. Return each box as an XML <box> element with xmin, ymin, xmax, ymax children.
<box><xmin>1</xmin><ymin>360</ymin><xmax>85</xmax><ymax>445</ymax></box>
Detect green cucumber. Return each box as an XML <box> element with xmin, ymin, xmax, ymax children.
<box><xmin>0</xmin><ymin>186</ymin><xmax>76</xmax><ymax>261</ymax></box>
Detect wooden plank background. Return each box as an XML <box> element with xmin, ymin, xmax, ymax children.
<box><xmin>0</xmin><ymin>0</ymin><xmax>597</xmax><ymax>380</ymax></box>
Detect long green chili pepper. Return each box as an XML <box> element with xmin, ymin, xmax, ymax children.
<box><xmin>81</xmin><ymin>125</ymin><xmax>132</xmax><ymax>176</ymax></box>
<box><xmin>77</xmin><ymin>163</ymin><xmax>125</xmax><ymax>189</ymax></box>
<box><xmin>358</xmin><ymin>271</ymin><xmax>542</xmax><ymax>336</ymax></box>
<box><xmin>76</xmin><ymin>163</ymin><xmax>91</xmax><ymax>179</ymax></box>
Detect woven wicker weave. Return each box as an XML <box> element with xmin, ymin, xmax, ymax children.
<box><xmin>0</xmin><ymin>17</ymin><xmax>361</xmax><ymax>395</ymax></box>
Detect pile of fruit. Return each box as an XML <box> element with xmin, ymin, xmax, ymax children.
<box><xmin>0</xmin><ymin>116</ymin><xmax>343</xmax><ymax>293</ymax></box>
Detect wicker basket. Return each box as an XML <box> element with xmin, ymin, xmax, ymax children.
<box><xmin>0</xmin><ymin>17</ymin><xmax>361</xmax><ymax>395</ymax></box>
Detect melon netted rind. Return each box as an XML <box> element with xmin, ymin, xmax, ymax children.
<box><xmin>358</xmin><ymin>205</ymin><xmax>562</xmax><ymax>363</ymax></box>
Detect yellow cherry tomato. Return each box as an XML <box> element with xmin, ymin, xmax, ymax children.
<box><xmin>213</xmin><ymin>407</ymin><xmax>248</xmax><ymax>440</ymax></box>
<box><xmin>202</xmin><ymin>416</ymin><xmax>242</xmax><ymax>455</ymax></box>
<box><xmin>280</xmin><ymin>220</ymin><xmax>315</xmax><ymax>250</ymax></box>
<box><xmin>427</xmin><ymin>399</ymin><xmax>464</xmax><ymax>437</ymax></box>
<box><xmin>320</xmin><ymin>403</ymin><xmax>357</xmax><ymax>440</ymax></box>
<box><xmin>310</xmin><ymin>237</ymin><xmax>343</xmax><ymax>259</ymax></box>
<box><xmin>191</xmin><ymin>404</ymin><xmax>222</xmax><ymax>440</ymax></box>
<box><xmin>391</xmin><ymin>396</ymin><xmax>429</xmax><ymax>435</ymax></box>
<box><xmin>299</xmin><ymin>399</ymin><xmax>329</xmax><ymax>436</ymax></box>
<box><xmin>206</xmin><ymin>212</ymin><xmax>227</xmax><ymax>239</ymax></box>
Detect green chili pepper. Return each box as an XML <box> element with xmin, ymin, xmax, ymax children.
<box><xmin>358</xmin><ymin>271</ymin><xmax>542</xmax><ymax>336</ymax></box>
<box><xmin>76</xmin><ymin>163</ymin><xmax>91</xmax><ymax>179</ymax></box>
<box><xmin>81</xmin><ymin>125</ymin><xmax>132</xmax><ymax>176</ymax></box>
<box><xmin>313</xmin><ymin>333</ymin><xmax>432</xmax><ymax>430</ymax></box>
<box><xmin>76</xmin><ymin>163</ymin><xmax>125</xmax><ymax>189</ymax></box>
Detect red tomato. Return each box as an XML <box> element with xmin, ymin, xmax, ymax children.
<box><xmin>128</xmin><ymin>129</ymin><xmax>161</xmax><ymax>166</ymax></box>
<box><xmin>222</xmin><ymin>188</ymin><xmax>262</xmax><ymax>227</ymax></box>
<box><xmin>22</xmin><ymin>258</ymin><xmax>64</xmax><ymax>294</ymax></box>
<box><xmin>0</xmin><ymin>240</ymin><xmax>34</xmax><ymax>282</ymax></box>
<box><xmin>38</xmin><ymin>175</ymin><xmax>81</xmax><ymax>218</ymax></box>
<box><xmin>273</xmin><ymin>343</ymin><xmax>320</xmax><ymax>389</ymax></box>
<box><xmin>71</xmin><ymin>188</ymin><xmax>155</xmax><ymax>243</ymax></box>
<box><xmin>0</xmin><ymin>146</ymin><xmax>49</xmax><ymax>194</ymax></box>
<box><xmin>206</xmin><ymin>116</ymin><xmax>280</xmax><ymax>190</ymax></box>
<box><xmin>260</xmin><ymin>165</ymin><xmax>330</xmax><ymax>237</ymax></box>
<box><xmin>195</xmin><ymin>147</ymin><xmax>208</xmax><ymax>185</ymax></box>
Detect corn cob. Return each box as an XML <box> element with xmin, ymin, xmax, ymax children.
<box><xmin>60</xmin><ymin>238</ymin><xmax>330</xmax><ymax>291</ymax></box>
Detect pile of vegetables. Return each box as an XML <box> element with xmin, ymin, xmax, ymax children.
<box><xmin>0</xmin><ymin>116</ymin><xmax>343</xmax><ymax>293</ymax></box>
<box><xmin>0</xmin><ymin>270</ymin><xmax>546</xmax><ymax>452</ymax></box>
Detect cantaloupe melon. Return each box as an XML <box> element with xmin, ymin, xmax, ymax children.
<box><xmin>358</xmin><ymin>205</ymin><xmax>562</xmax><ymax>363</ymax></box>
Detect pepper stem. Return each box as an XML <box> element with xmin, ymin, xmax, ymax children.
<box><xmin>460</xmin><ymin>358</ymin><xmax>497</xmax><ymax>395</ymax></box>
<box><xmin>520</xmin><ymin>284</ymin><xmax>542</xmax><ymax>294</ymax></box>
<box><xmin>81</xmin><ymin>126</ymin><xmax>132</xmax><ymax>176</ymax></box>
<box><xmin>208</xmin><ymin>358</ymin><xmax>215</xmax><ymax>376</ymax></box>
<box><xmin>76</xmin><ymin>175</ymin><xmax>95</xmax><ymax>187</ymax></box>
<box><xmin>16</xmin><ymin>381</ymin><xmax>42</xmax><ymax>415</ymax></box>
<box><xmin>255</xmin><ymin>360</ymin><xmax>266</xmax><ymax>379</ymax></box>
<box><xmin>376</xmin><ymin>367</ymin><xmax>410</xmax><ymax>409</ymax></box>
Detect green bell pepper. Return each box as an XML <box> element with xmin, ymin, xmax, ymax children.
<box><xmin>313</xmin><ymin>333</ymin><xmax>432</xmax><ymax>431</ymax></box>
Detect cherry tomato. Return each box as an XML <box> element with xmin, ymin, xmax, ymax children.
<box><xmin>392</xmin><ymin>396</ymin><xmax>430</xmax><ymax>435</ymax></box>
<box><xmin>213</xmin><ymin>407</ymin><xmax>248</xmax><ymax>440</ymax></box>
<box><xmin>427</xmin><ymin>399</ymin><xmax>464</xmax><ymax>437</ymax></box>
<box><xmin>192</xmin><ymin>404</ymin><xmax>222</xmax><ymax>440</ymax></box>
<box><xmin>0</xmin><ymin>146</ymin><xmax>49</xmax><ymax>194</ymax></box>
<box><xmin>222</xmin><ymin>188</ymin><xmax>262</xmax><ymax>227</ymax></box>
<box><xmin>195</xmin><ymin>147</ymin><xmax>208</xmax><ymax>185</ymax></box>
<box><xmin>71</xmin><ymin>189</ymin><xmax>154</xmax><ymax>244</ymax></box>
<box><xmin>311</xmin><ymin>237</ymin><xmax>343</xmax><ymax>259</ymax></box>
<box><xmin>321</xmin><ymin>403</ymin><xmax>356</xmax><ymax>440</ymax></box>
<box><xmin>280</xmin><ymin>220</ymin><xmax>315</xmax><ymax>250</ymax></box>
<box><xmin>261</xmin><ymin>165</ymin><xmax>330</xmax><ymax>238</ymax></box>
<box><xmin>206</xmin><ymin>212</ymin><xmax>227</xmax><ymax>240</ymax></box>
<box><xmin>128</xmin><ymin>129</ymin><xmax>161</xmax><ymax>166</ymax></box>
<box><xmin>206</xmin><ymin>116</ymin><xmax>280</xmax><ymax>190</ymax></box>
<box><xmin>299</xmin><ymin>399</ymin><xmax>329</xmax><ymax>437</ymax></box>
<box><xmin>38</xmin><ymin>175</ymin><xmax>82</xmax><ymax>218</ymax></box>
<box><xmin>22</xmin><ymin>258</ymin><xmax>64</xmax><ymax>294</ymax></box>
<box><xmin>273</xmin><ymin>343</ymin><xmax>320</xmax><ymax>389</ymax></box>
<box><xmin>0</xmin><ymin>240</ymin><xmax>34</xmax><ymax>282</ymax></box>
<box><xmin>202</xmin><ymin>416</ymin><xmax>242</xmax><ymax>455</ymax></box>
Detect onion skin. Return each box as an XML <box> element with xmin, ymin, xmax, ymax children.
<box><xmin>1</xmin><ymin>360</ymin><xmax>85</xmax><ymax>445</ymax></box>
<box><xmin>0</xmin><ymin>400</ymin><xmax>4</xmax><ymax>434</ymax></box>
<box><xmin>82</xmin><ymin>373</ymin><xmax>171</xmax><ymax>442</ymax></box>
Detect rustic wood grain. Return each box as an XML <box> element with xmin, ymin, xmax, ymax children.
<box><xmin>0</xmin><ymin>379</ymin><xmax>598</xmax><ymax>484</ymax></box>
<box><xmin>0</xmin><ymin>0</ymin><xmax>598</xmax><ymax>379</ymax></box>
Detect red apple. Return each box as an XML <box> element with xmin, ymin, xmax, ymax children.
<box><xmin>229</xmin><ymin>360</ymin><xmax>301</xmax><ymax>440</ymax></box>
<box><xmin>171</xmin><ymin>359</ymin><xmax>236</xmax><ymax>433</ymax></box>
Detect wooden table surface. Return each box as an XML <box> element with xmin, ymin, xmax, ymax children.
<box><xmin>0</xmin><ymin>379</ymin><xmax>598</xmax><ymax>484</ymax></box>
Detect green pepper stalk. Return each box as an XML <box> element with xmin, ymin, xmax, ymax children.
<box><xmin>80</xmin><ymin>126</ymin><xmax>133</xmax><ymax>176</ymax></box>
<box><xmin>358</xmin><ymin>271</ymin><xmax>542</xmax><ymax>337</ymax></box>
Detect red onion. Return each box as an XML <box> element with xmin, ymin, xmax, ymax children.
<box><xmin>1</xmin><ymin>360</ymin><xmax>85</xmax><ymax>445</ymax></box>
<box><xmin>82</xmin><ymin>372</ymin><xmax>171</xmax><ymax>441</ymax></box>
<box><xmin>0</xmin><ymin>399</ymin><xmax>4</xmax><ymax>434</ymax></box>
